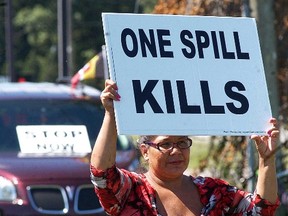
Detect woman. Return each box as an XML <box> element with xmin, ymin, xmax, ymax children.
<box><xmin>90</xmin><ymin>79</ymin><xmax>280</xmax><ymax>216</ymax></box>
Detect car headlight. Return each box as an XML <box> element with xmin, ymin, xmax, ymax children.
<box><xmin>0</xmin><ymin>176</ymin><xmax>17</xmax><ymax>201</ymax></box>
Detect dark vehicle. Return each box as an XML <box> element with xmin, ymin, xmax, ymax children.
<box><xmin>0</xmin><ymin>82</ymin><xmax>139</xmax><ymax>215</ymax></box>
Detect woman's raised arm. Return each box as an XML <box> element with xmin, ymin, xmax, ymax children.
<box><xmin>252</xmin><ymin>118</ymin><xmax>279</xmax><ymax>203</ymax></box>
<box><xmin>90</xmin><ymin>80</ymin><xmax>120</xmax><ymax>170</ymax></box>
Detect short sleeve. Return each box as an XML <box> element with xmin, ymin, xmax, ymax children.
<box><xmin>90</xmin><ymin>164</ymin><xmax>132</xmax><ymax>215</ymax></box>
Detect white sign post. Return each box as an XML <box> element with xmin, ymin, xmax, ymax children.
<box><xmin>102</xmin><ymin>13</ymin><xmax>272</xmax><ymax>136</ymax></box>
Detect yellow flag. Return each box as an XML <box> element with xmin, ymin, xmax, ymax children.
<box><xmin>71</xmin><ymin>54</ymin><xmax>99</xmax><ymax>88</ymax></box>
<box><xmin>80</xmin><ymin>55</ymin><xmax>99</xmax><ymax>80</ymax></box>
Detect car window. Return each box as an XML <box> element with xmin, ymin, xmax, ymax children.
<box><xmin>0</xmin><ymin>99</ymin><xmax>104</xmax><ymax>152</ymax></box>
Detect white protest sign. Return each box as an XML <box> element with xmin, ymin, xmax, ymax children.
<box><xmin>102</xmin><ymin>13</ymin><xmax>272</xmax><ymax>136</ymax></box>
<box><xmin>16</xmin><ymin>125</ymin><xmax>91</xmax><ymax>154</ymax></box>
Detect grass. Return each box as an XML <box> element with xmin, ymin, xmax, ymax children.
<box><xmin>188</xmin><ymin>136</ymin><xmax>211</xmax><ymax>172</ymax></box>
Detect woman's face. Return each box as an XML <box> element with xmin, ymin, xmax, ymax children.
<box><xmin>142</xmin><ymin>136</ymin><xmax>191</xmax><ymax>180</ymax></box>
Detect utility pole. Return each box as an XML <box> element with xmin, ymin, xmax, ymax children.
<box><xmin>249</xmin><ymin>0</ymin><xmax>284</xmax><ymax>186</ymax></box>
<box><xmin>57</xmin><ymin>0</ymin><xmax>72</xmax><ymax>82</ymax></box>
<box><xmin>5</xmin><ymin>0</ymin><xmax>16</xmax><ymax>82</ymax></box>
<box><xmin>250</xmin><ymin>0</ymin><xmax>279</xmax><ymax>117</ymax></box>
<box><xmin>242</xmin><ymin>0</ymin><xmax>280</xmax><ymax>192</ymax></box>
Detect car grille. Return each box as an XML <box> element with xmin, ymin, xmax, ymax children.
<box><xmin>74</xmin><ymin>184</ymin><xmax>103</xmax><ymax>214</ymax></box>
<box><xmin>27</xmin><ymin>184</ymin><xmax>103</xmax><ymax>214</ymax></box>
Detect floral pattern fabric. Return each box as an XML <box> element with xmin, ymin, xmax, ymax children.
<box><xmin>90</xmin><ymin>165</ymin><xmax>279</xmax><ymax>216</ymax></box>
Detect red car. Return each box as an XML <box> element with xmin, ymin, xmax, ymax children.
<box><xmin>0</xmin><ymin>82</ymin><xmax>139</xmax><ymax>215</ymax></box>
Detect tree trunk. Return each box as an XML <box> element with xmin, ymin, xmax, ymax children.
<box><xmin>250</xmin><ymin>0</ymin><xmax>279</xmax><ymax>117</ymax></box>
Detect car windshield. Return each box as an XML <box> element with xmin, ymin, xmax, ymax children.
<box><xmin>0</xmin><ymin>99</ymin><xmax>131</xmax><ymax>152</ymax></box>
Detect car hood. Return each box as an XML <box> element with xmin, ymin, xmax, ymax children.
<box><xmin>0</xmin><ymin>152</ymin><xmax>91</xmax><ymax>181</ymax></box>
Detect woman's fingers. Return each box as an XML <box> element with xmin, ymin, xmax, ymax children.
<box><xmin>100</xmin><ymin>80</ymin><xmax>121</xmax><ymax>112</ymax></box>
<box><xmin>267</xmin><ymin>118</ymin><xmax>278</xmax><ymax>137</ymax></box>
<box><xmin>103</xmin><ymin>80</ymin><xmax>120</xmax><ymax>101</ymax></box>
<box><xmin>250</xmin><ymin>118</ymin><xmax>280</xmax><ymax>160</ymax></box>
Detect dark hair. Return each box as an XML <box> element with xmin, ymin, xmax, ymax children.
<box><xmin>137</xmin><ymin>135</ymin><xmax>189</xmax><ymax>145</ymax></box>
<box><xmin>137</xmin><ymin>136</ymin><xmax>156</xmax><ymax>145</ymax></box>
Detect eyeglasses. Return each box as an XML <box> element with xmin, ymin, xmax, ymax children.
<box><xmin>144</xmin><ymin>138</ymin><xmax>192</xmax><ymax>152</ymax></box>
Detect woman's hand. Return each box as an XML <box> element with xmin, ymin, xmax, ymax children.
<box><xmin>251</xmin><ymin>118</ymin><xmax>279</xmax><ymax>162</ymax></box>
<box><xmin>253</xmin><ymin>118</ymin><xmax>279</xmax><ymax>204</ymax></box>
<box><xmin>100</xmin><ymin>79</ymin><xmax>121</xmax><ymax>114</ymax></box>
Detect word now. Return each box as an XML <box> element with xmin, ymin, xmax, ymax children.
<box><xmin>121</xmin><ymin>28</ymin><xmax>250</xmax><ymax>59</ymax></box>
<box><xmin>132</xmin><ymin>80</ymin><xmax>249</xmax><ymax>114</ymax></box>
<box><xmin>36</xmin><ymin>143</ymin><xmax>75</xmax><ymax>152</ymax></box>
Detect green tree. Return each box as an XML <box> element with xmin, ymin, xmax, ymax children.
<box><xmin>13</xmin><ymin>1</ymin><xmax>58</xmax><ymax>81</ymax></box>
<box><xmin>72</xmin><ymin>0</ymin><xmax>145</xmax><ymax>76</ymax></box>
<box><xmin>0</xmin><ymin>0</ymin><xmax>153</xmax><ymax>82</ymax></box>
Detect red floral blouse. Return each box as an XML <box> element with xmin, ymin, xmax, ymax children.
<box><xmin>90</xmin><ymin>165</ymin><xmax>279</xmax><ymax>216</ymax></box>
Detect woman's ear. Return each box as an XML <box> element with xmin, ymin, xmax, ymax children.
<box><xmin>139</xmin><ymin>144</ymin><xmax>149</xmax><ymax>161</ymax></box>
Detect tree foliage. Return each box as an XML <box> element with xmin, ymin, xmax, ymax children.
<box><xmin>0</xmin><ymin>0</ymin><xmax>150</xmax><ymax>82</ymax></box>
<box><xmin>13</xmin><ymin>1</ymin><xmax>58</xmax><ymax>81</ymax></box>
<box><xmin>276</xmin><ymin>0</ymin><xmax>288</xmax><ymax>119</ymax></box>
<box><xmin>154</xmin><ymin>0</ymin><xmax>242</xmax><ymax>16</ymax></box>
